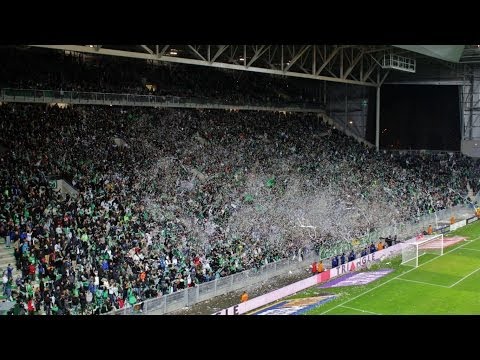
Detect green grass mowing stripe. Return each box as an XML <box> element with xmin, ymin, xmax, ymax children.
<box><xmin>305</xmin><ymin>224</ymin><xmax>480</xmax><ymax>315</ymax></box>
<box><xmin>458</xmin><ymin>238</ymin><xmax>480</xmax><ymax>250</ymax></box>
<box><xmin>317</xmin><ymin>222</ymin><xmax>480</xmax><ymax>314</ymax></box>
<box><xmin>462</xmin><ymin>247</ymin><xmax>480</xmax><ymax>252</ymax></box>
<box><xmin>448</xmin><ymin>221</ymin><xmax>480</xmax><ymax>237</ymax></box>
<box><xmin>451</xmin><ymin>248</ymin><xmax>480</xmax><ymax>259</ymax></box>
<box><xmin>400</xmin><ymin>251</ymin><xmax>480</xmax><ymax>286</ymax></box>
<box><xmin>394</xmin><ymin>277</ymin><xmax>450</xmax><ymax>288</ymax></box>
<box><xmin>452</xmin><ymin>248</ymin><xmax>480</xmax><ymax>261</ymax></box>
<box><xmin>341</xmin><ymin>240</ymin><xmax>480</xmax><ymax>314</ymax></box>
<box><xmin>327</xmin><ymin>306</ymin><xmax>371</xmax><ymax>315</ymax></box>
<box><xmin>310</xmin><ymin>267</ymin><xmax>480</xmax><ymax>315</ymax></box>
<box><xmin>345</xmin><ymin>279</ymin><xmax>480</xmax><ymax>314</ymax></box>
<box><xmin>340</xmin><ymin>305</ymin><xmax>380</xmax><ymax>315</ymax></box>
<box><xmin>449</xmin><ymin>267</ymin><xmax>480</xmax><ymax>288</ymax></box>
<box><xmin>449</xmin><ymin>267</ymin><xmax>480</xmax><ymax>293</ymax></box>
<box><xmin>319</xmin><ymin>234</ymin><xmax>480</xmax><ymax>315</ymax></box>
<box><xmin>400</xmin><ymin>269</ymin><xmax>462</xmax><ymax>287</ymax></box>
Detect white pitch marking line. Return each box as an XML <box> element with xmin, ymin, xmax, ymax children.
<box><xmin>340</xmin><ymin>305</ymin><xmax>380</xmax><ymax>315</ymax></box>
<box><xmin>459</xmin><ymin>247</ymin><xmax>480</xmax><ymax>252</ymax></box>
<box><xmin>394</xmin><ymin>277</ymin><xmax>450</xmax><ymax>288</ymax></box>
<box><xmin>449</xmin><ymin>267</ymin><xmax>480</xmax><ymax>288</ymax></box>
<box><xmin>319</xmin><ymin>234</ymin><xmax>480</xmax><ymax>315</ymax></box>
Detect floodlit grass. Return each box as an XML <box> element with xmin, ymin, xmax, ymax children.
<box><xmin>299</xmin><ymin>220</ymin><xmax>480</xmax><ymax>315</ymax></box>
<box><xmin>462</xmin><ymin>238</ymin><xmax>480</xmax><ymax>251</ymax></box>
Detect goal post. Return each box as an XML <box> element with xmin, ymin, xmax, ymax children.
<box><xmin>401</xmin><ymin>234</ymin><xmax>444</xmax><ymax>267</ymax></box>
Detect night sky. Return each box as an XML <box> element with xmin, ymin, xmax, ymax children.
<box><xmin>366</xmin><ymin>85</ymin><xmax>461</xmax><ymax>150</ymax></box>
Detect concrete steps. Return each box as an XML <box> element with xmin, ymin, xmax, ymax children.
<box><xmin>467</xmin><ymin>182</ymin><xmax>477</xmax><ymax>206</ymax></box>
<box><xmin>0</xmin><ymin>244</ymin><xmax>15</xmax><ymax>272</ymax></box>
<box><xmin>467</xmin><ymin>182</ymin><xmax>474</xmax><ymax>199</ymax></box>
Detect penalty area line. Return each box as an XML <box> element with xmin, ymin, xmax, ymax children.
<box><xmin>394</xmin><ymin>277</ymin><xmax>449</xmax><ymax>288</ymax></box>
<box><xmin>340</xmin><ymin>305</ymin><xmax>380</xmax><ymax>315</ymax></box>
<box><xmin>449</xmin><ymin>267</ymin><xmax>480</xmax><ymax>288</ymax></box>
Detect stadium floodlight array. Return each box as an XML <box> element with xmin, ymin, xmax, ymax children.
<box><xmin>401</xmin><ymin>234</ymin><xmax>444</xmax><ymax>268</ymax></box>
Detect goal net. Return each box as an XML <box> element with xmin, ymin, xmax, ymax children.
<box><xmin>401</xmin><ymin>234</ymin><xmax>444</xmax><ymax>267</ymax></box>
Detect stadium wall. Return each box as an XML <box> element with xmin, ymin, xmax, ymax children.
<box><xmin>467</xmin><ymin>216</ymin><xmax>478</xmax><ymax>224</ymax></box>
<box><xmin>450</xmin><ymin>219</ymin><xmax>467</xmax><ymax>231</ymax></box>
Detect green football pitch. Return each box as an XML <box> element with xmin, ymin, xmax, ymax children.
<box><xmin>297</xmin><ymin>220</ymin><xmax>480</xmax><ymax>315</ymax></box>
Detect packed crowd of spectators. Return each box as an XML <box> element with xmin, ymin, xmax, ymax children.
<box><xmin>0</xmin><ymin>47</ymin><xmax>323</xmax><ymax>106</ymax></box>
<box><xmin>1</xmin><ymin>103</ymin><xmax>479</xmax><ymax>315</ymax></box>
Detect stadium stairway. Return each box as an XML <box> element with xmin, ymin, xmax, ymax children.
<box><xmin>467</xmin><ymin>182</ymin><xmax>476</xmax><ymax>203</ymax></box>
<box><xmin>0</xmin><ymin>245</ymin><xmax>15</xmax><ymax>273</ymax></box>
<box><xmin>0</xmin><ymin>245</ymin><xmax>17</xmax><ymax>303</ymax></box>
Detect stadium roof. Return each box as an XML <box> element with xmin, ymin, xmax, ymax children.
<box><xmin>393</xmin><ymin>45</ymin><xmax>465</xmax><ymax>63</ymax></box>
<box><xmin>30</xmin><ymin>45</ymin><xmax>477</xmax><ymax>87</ymax></box>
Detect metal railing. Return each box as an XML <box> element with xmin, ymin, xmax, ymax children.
<box><xmin>0</xmin><ymin>88</ymin><xmax>325</xmax><ymax>113</ymax></box>
<box><xmin>382</xmin><ymin>149</ymin><xmax>461</xmax><ymax>155</ymax></box>
<box><xmin>105</xmin><ymin>250</ymin><xmax>319</xmax><ymax>315</ymax></box>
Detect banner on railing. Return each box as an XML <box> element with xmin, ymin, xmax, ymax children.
<box><xmin>450</xmin><ymin>219</ymin><xmax>467</xmax><ymax>232</ymax></box>
<box><xmin>437</xmin><ymin>225</ymin><xmax>451</xmax><ymax>234</ymax></box>
<box><xmin>467</xmin><ymin>216</ymin><xmax>478</xmax><ymax>224</ymax></box>
<box><xmin>329</xmin><ymin>253</ymin><xmax>377</xmax><ymax>278</ymax></box>
<box><xmin>329</xmin><ymin>243</ymin><xmax>402</xmax><ymax>278</ymax></box>
<box><xmin>213</xmin><ymin>274</ymin><xmax>321</xmax><ymax>315</ymax></box>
